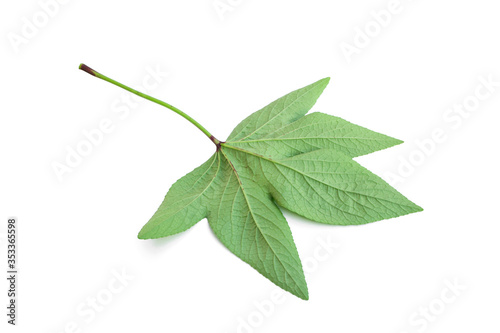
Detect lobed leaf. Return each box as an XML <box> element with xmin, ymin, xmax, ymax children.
<box><xmin>139</xmin><ymin>77</ymin><xmax>422</xmax><ymax>300</ymax></box>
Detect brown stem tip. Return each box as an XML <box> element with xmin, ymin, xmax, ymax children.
<box><xmin>79</xmin><ymin>63</ymin><xmax>97</xmax><ymax>77</ymax></box>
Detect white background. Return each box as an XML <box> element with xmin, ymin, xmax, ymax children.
<box><xmin>1</xmin><ymin>0</ymin><xmax>499</xmax><ymax>332</ymax></box>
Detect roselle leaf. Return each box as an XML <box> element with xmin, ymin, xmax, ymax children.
<box><xmin>80</xmin><ymin>64</ymin><xmax>422</xmax><ymax>300</ymax></box>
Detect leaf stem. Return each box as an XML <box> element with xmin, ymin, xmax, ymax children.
<box><xmin>78</xmin><ymin>64</ymin><xmax>221</xmax><ymax>146</ymax></box>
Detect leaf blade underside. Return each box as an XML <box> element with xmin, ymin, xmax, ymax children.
<box><xmin>208</xmin><ymin>150</ymin><xmax>308</xmax><ymax>299</ymax></box>
<box><xmin>228</xmin><ymin>112</ymin><xmax>403</xmax><ymax>158</ymax></box>
<box><xmin>138</xmin><ymin>154</ymin><xmax>219</xmax><ymax>239</ymax></box>
<box><xmin>227</xmin><ymin>77</ymin><xmax>330</xmax><ymax>142</ymax></box>
<box><xmin>222</xmin><ymin>145</ymin><xmax>422</xmax><ymax>225</ymax></box>
<box><xmin>139</xmin><ymin>77</ymin><xmax>422</xmax><ymax>300</ymax></box>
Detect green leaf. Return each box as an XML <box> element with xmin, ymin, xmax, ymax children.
<box><xmin>80</xmin><ymin>66</ymin><xmax>422</xmax><ymax>300</ymax></box>
<box><xmin>136</xmin><ymin>77</ymin><xmax>422</xmax><ymax>300</ymax></box>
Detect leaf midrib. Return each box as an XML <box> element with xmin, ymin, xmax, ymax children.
<box><xmin>228</xmin><ymin>136</ymin><xmax>396</xmax><ymax>144</ymax></box>
<box><xmin>234</xmin><ymin>84</ymin><xmax>319</xmax><ymax>142</ymax></box>
<box><xmin>218</xmin><ymin>148</ymin><xmax>303</xmax><ymax>291</ymax></box>
<box><xmin>222</xmin><ymin>143</ymin><xmax>416</xmax><ymax>208</ymax></box>
<box><xmin>155</xmin><ymin>154</ymin><xmax>220</xmax><ymax>219</ymax></box>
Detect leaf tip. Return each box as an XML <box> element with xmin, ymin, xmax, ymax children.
<box><xmin>319</xmin><ymin>76</ymin><xmax>331</xmax><ymax>87</ymax></box>
<box><xmin>299</xmin><ymin>290</ymin><xmax>310</xmax><ymax>301</ymax></box>
<box><xmin>382</xmin><ymin>136</ymin><xmax>403</xmax><ymax>150</ymax></box>
<box><xmin>137</xmin><ymin>227</ymin><xmax>152</xmax><ymax>240</ymax></box>
<box><xmin>293</xmin><ymin>281</ymin><xmax>309</xmax><ymax>300</ymax></box>
<box><xmin>404</xmin><ymin>201</ymin><xmax>424</xmax><ymax>215</ymax></box>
